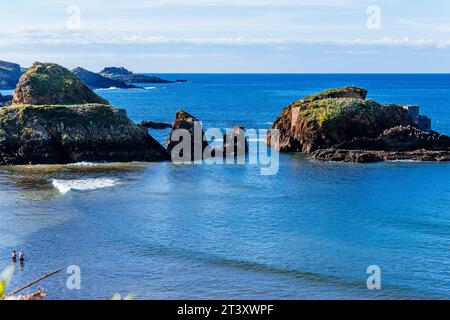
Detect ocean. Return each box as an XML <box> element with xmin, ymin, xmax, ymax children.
<box><xmin>1</xmin><ymin>74</ymin><xmax>450</xmax><ymax>299</ymax></box>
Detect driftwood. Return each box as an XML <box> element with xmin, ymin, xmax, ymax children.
<box><xmin>6</xmin><ymin>269</ymin><xmax>62</xmax><ymax>298</ymax></box>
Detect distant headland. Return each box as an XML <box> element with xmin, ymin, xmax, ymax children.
<box><xmin>0</xmin><ymin>59</ymin><xmax>186</xmax><ymax>91</ymax></box>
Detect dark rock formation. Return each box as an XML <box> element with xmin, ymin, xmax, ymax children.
<box><xmin>0</xmin><ymin>60</ymin><xmax>22</xmax><ymax>90</ymax></box>
<box><xmin>139</xmin><ymin>121</ymin><xmax>172</xmax><ymax>129</ymax></box>
<box><xmin>310</xmin><ymin>149</ymin><xmax>450</xmax><ymax>163</ymax></box>
<box><xmin>222</xmin><ymin>125</ymin><xmax>248</xmax><ymax>157</ymax></box>
<box><xmin>72</xmin><ymin>67</ymin><xmax>140</xmax><ymax>89</ymax></box>
<box><xmin>268</xmin><ymin>86</ymin><xmax>450</xmax><ymax>163</ymax></box>
<box><xmin>0</xmin><ymin>104</ymin><xmax>169</xmax><ymax>165</ymax></box>
<box><xmin>166</xmin><ymin>110</ymin><xmax>211</xmax><ymax>161</ymax></box>
<box><xmin>13</xmin><ymin>62</ymin><xmax>109</xmax><ymax>105</ymax></box>
<box><xmin>100</xmin><ymin>67</ymin><xmax>175</xmax><ymax>84</ymax></box>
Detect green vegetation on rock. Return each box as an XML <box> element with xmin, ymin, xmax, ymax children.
<box><xmin>302</xmin><ymin>86</ymin><xmax>368</xmax><ymax>102</ymax></box>
<box><xmin>13</xmin><ymin>62</ymin><xmax>108</xmax><ymax>105</ymax></box>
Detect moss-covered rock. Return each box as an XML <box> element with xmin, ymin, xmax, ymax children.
<box><xmin>0</xmin><ymin>104</ymin><xmax>169</xmax><ymax>165</ymax></box>
<box><xmin>13</xmin><ymin>62</ymin><xmax>108</xmax><ymax>105</ymax></box>
<box><xmin>267</xmin><ymin>86</ymin><xmax>450</xmax><ymax>161</ymax></box>
<box><xmin>302</xmin><ymin>86</ymin><xmax>367</xmax><ymax>102</ymax></box>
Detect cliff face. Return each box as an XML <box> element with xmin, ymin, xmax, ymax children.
<box><xmin>0</xmin><ymin>104</ymin><xmax>169</xmax><ymax>165</ymax></box>
<box><xmin>268</xmin><ymin>86</ymin><xmax>450</xmax><ymax>162</ymax></box>
<box><xmin>72</xmin><ymin>67</ymin><xmax>139</xmax><ymax>89</ymax></box>
<box><xmin>13</xmin><ymin>62</ymin><xmax>109</xmax><ymax>105</ymax></box>
<box><xmin>0</xmin><ymin>60</ymin><xmax>22</xmax><ymax>90</ymax></box>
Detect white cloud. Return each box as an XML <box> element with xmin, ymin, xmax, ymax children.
<box><xmin>1</xmin><ymin>29</ymin><xmax>450</xmax><ymax>49</ymax></box>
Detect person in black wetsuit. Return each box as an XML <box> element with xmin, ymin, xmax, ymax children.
<box><xmin>11</xmin><ymin>250</ymin><xmax>17</xmax><ymax>262</ymax></box>
<box><xmin>19</xmin><ymin>250</ymin><xmax>25</xmax><ymax>262</ymax></box>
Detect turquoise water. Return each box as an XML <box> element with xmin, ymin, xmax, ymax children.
<box><xmin>1</xmin><ymin>74</ymin><xmax>450</xmax><ymax>299</ymax></box>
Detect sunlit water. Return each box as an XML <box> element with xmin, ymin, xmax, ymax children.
<box><xmin>1</xmin><ymin>74</ymin><xmax>450</xmax><ymax>299</ymax></box>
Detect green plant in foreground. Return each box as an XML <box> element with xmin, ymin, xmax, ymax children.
<box><xmin>111</xmin><ymin>293</ymin><xmax>136</xmax><ymax>300</ymax></box>
<box><xmin>0</xmin><ymin>266</ymin><xmax>14</xmax><ymax>300</ymax></box>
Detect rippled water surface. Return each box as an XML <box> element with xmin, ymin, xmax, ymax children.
<box><xmin>1</xmin><ymin>74</ymin><xmax>450</xmax><ymax>299</ymax></box>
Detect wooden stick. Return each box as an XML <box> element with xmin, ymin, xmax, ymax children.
<box><xmin>6</xmin><ymin>269</ymin><xmax>62</xmax><ymax>297</ymax></box>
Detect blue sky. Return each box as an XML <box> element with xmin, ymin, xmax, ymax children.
<box><xmin>1</xmin><ymin>0</ymin><xmax>449</xmax><ymax>72</ymax></box>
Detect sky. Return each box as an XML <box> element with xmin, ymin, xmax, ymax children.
<box><xmin>1</xmin><ymin>0</ymin><xmax>449</xmax><ymax>73</ymax></box>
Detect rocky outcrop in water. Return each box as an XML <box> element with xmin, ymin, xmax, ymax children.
<box><xmin>0</xmin><ymin>62</ymin><xmax>169</xmax><ymax>165</ymax></box>
<box><xmin>0</xmin><ymin>104</ymin><xmax>169</xmax><ymax>165</ymax></box>
<box><xmin>0</xmin><ymin>60</ymin><xmax>22</xmax><ymax>90</ymax></box>
<box><xmin>222</xmin><ymin>125</ymin><xmax>248</xmax><ymax>157</ymax></box>
<box><xmin>72</xmin><ymin>67</ymin><xmax>140</xmax><ymax>89</ymax></box>
<box><xmin>268</xmin><ymin>86</ymin><xmax>450</xmax><ymax>163</ymax></box>
<box><xmin>139</xmin><ymin>120</ymin><xmax>172</xmax><ymax>129</ymax></box>
<box><xmin>166</xmin><ymin>110</ymin><xmax>211</xmax><ymax>161</ymax></box>
<box><xmin>13</xmin><ymin>62</ymin><xmax>109</xmax><ymax>105</ymax></box>
<box><xmin>100</xmin><ymin>67</ymin><xmax>175</xmax><ymax>84</ymax></box>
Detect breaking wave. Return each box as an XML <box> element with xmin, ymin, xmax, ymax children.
<box><xmin>52</xmin><ymin>178</ymin><xmax>120</xmax><ymax>194</ymax></box>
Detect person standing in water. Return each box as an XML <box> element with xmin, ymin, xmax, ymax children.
<box><xmin>11</xmin><ymin>250</ymin><xmax>17</xmax><ymax>262</ymax></box>
<box><xmin>19</xmin><ymin>250</ymin><xmax>25</xmax><ymax>262</ymax></box>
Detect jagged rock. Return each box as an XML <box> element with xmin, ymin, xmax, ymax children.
<box><xmin>269</xmin><ymin>95</ymin><xmax>412</xmax><ymax>153</ymax></box>
<box><xmin>166</xmin><ymin>110</ymin><xmax>211</xmax><ymax>161</ymax></box>
<box><xmin>139</xmin><ymin>121</ymin><xmax>172</xmax><ymax>129</ymax></box>
<box><xmin>222</xmin><ymin>125</ymin><xmax>248</xmax><ymax>157</ymax></box>
<box><xmin>0</xmin><ymin>60</ymin><xmax>22</xmax><ymax>90</ymax></box>
<box><xmin>13</xmin><ymin>62</ymin><xmax>109</xmax><ymax>105</ymax></box>
<box><xmin>268</xmin><ymin>86</ymin><xmax>450</xmax><ymax>163</ymax></box>
<box><xmin>100</xmin><ymin>67</ymin><xmax>175</xmax><ymax>84</ymax></box>
<box><xmin>72</xmin><ymin>67</ymin><xmax>140</xmax><ymax>89</ymax></box>
<box><xmin>0</xmin><ymin>104</ymin><xmax>169</xmax><ymax>165</ymax></box>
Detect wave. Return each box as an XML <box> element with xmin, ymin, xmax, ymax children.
<box><xmin>95</xmin><ymin>87</ymin><xmax>118</xmax><ymax>91</ymax></box>
<box><xmin>52</xmin><ymin>178</ymin><xmax>120</xmax><ymax>194</ymax></box>
<box><xmin>67</xmin><ymin>161</ymin><xmax>101</xmax><ymax>167</ymax></box>
<box><xmin>145</xmin><ymin>86</ymin><xmax>167</xmax><ymax>90</ymax></box>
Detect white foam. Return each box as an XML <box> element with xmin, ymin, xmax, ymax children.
<box><xmin>67</xmin><ymin>162</ymin><xmax>100</xmax><ymax>167</ymax></box>
<box><xmin>52</xmin><ymin>178</ymin><xmax>119</xmax><ymax>194</ymax></box>
<box><xmin>95</xmin><ymin>87</ymin><xmax>118</xmax><ymax>91</ymax></box>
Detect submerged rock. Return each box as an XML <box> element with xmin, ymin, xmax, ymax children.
<box><xmin>268</xmin><ymin>86</ymin><xmax>450</xmax><ymax>163</ymax></box>
<box><xmin>72</xmin><ymin>67</ymin><xmax>140</xmax><ymax>89</ymax></box>
<box><xmin>139</xmin><ymin>120</ymin><xmax>172</xmax><ymax>130</ymax></box>
<box><xmin>0</xmin><ymin>60</ymin><xmax>22</xmax><ymax>90</ymax></box>
<box><xmin>13</xmin><ymin>62</ymin><xmax>109</xmax><ymax>105</ymax></box>
<box><xmin>310</xmin><ymin>149</ymin><xmax>450</xmax><ymax>163</ymax></box>
<box><xmin>0</xmin><ymin>104</ymin><xmax>169</xmax><ymax>165</ymax></box>
<box><xmin>100</xmin><ymin>67</ymin><xmax>175</xmax><ymax>84</ymax></box>
<box><xmin>166</xmin><ymin>110</ymin><xmax>211</xmax><ymax>161</ymax></box>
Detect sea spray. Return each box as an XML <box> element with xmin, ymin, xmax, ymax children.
<box><xmin>52</xmin><ymin>178</ymin><xmax>119</xmax><ymax>194</ymax></box>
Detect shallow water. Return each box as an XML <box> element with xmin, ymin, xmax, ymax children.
<box><xmin>1</xmin><ymin>74</ymin><xmax>450</xmax><ymax>299</ymax></box>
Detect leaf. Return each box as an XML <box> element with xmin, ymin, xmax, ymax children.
<box><xmin>0</xmin><ymin>266</ymin><xmax>15</xmax><ymax>299</ymax></box>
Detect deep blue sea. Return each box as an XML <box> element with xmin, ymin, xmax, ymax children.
<box><xmin>1</xmin><ymin>74</ymin><xmax>450</xmax><ymax>299</ymax></box>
